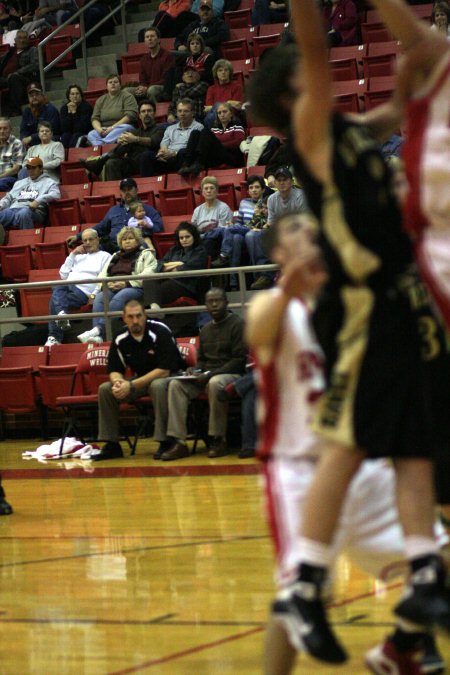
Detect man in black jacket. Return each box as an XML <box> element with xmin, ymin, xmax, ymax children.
<box><xmin>92</xmin><ymin>298</ymin><xmax>184</xmax><ymax>461</ymax></box>
<box><xmin>174</xmin><ymin>0</ymin><xmax>230</xmax><ymax>59</ymax></box>
<box><xmin>0</xmin><ymin>30</ymin><xmax>39</xmax><ymax>116</ymax></box>
<box><xmin>80</xmin><ymin>100</ymin><xmax>165</xmax><ymax>181</ymax></box>
<box><xmin>151</xmin><ymin>287</ymin><xmax>247</xmax><ymax>461</ymax></box>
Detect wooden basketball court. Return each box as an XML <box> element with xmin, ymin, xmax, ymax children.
<box><xmin>0</xmin><ymin>438</ymin><xmax>448</xmax><ymax>673</ymax></box>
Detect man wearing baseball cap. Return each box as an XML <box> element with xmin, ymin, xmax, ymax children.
<box><xmin>20</xmin><ymin>82</ymin><xmax>61</xmax><ymax>148</ymax></box>
<box><xmin>175</xmin><ymin>0</ymin><xmax>230</xmax><ymax>59</ymax></box>
<box><xmin>247</xmin><ymin>167</ymin><xmax>309</xmax><ymax>289</ymax></box>
<box><xmin>0</xmin><ymin>156</ymin><xmax>60</xmax><ymax>234</ymax></box>
<box><xmin>67</xmin><ymin>177</ymin><xmax>164</xmax><ymax>253</ymax></box>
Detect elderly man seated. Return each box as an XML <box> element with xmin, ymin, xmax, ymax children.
<box><xmin>0</xmin><ymin>157</ymin><xmax>60</xmax><ymax>240</ymax></box>
<box><xmin>45</xmin><ymin>229</ymin><xmax>111</xmax><ymax>347</ymax></box>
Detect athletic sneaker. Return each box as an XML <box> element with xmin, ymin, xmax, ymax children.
<box><xmin>421</xmin><ymin>633</ymin><xmax>445</xmax><ymax>674</ymax></box>
<box><xmin>45</xmin><ymin>336</ymin><xmax>61</xmax><ymax>347</ymax></box>
<box><xmin>77</xmin><ymin>329</ymin><xmax>103</xmax><ymax>344</ymax></box>
<box><xmin>394</xmin><ymin>560</ymin><xmax>450</xmax><ymax>632</ymax></box>
<box><xmin>365</xmin><ymin>637</ymin><xmax>423</xmax><ymax>675</ymax></box>
<box><xmin>271</xmin><ymin>583</ymin><xmax>347</xmax><ymax>664</ymax></box>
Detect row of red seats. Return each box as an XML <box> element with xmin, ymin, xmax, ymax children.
<box><xmin>0</xmin><ymin>337</ymin><xmax>199</xmax><ymax>445</ymax></box>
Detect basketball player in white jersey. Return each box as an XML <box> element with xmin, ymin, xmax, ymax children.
<box><xmin>368</xmin><ymin>0</ymin><xmax>450</xmax><ymax>328</ymax></box>
<box><xmin>246</xmin><ymin>212</ymin><xmax>448</xmax><ymax>675</ymax></box>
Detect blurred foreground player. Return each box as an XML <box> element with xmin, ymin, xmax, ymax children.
<box><xmin>246</xmin><ymin>212</ymin><xmax>448</xmax><ymax>675</ymax></box>
<box><xmin>0</xmin><ymin>476</ymin><xmax>12</xmax><ymax>515</ymax></box>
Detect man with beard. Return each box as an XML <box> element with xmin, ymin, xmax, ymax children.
<box><xmin>79</xmin><ymin>100</ymin><xmax>165</xmax><ymax>181</ymax></box>
<box><xmin>20</xmin><ymin>82</ymin><xmax>60</xmax><ymax>148</ymax></box>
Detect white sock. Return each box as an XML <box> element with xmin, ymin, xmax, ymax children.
<box><xmin>90</xmin><ymin>326</ymin><xmax>100</xmax><ymax>336</ymax></box>
<box><xmin>298</xmin><ymin>537</ymin><xmax>333</xmax><ymax>568</ymax></box>
<box><xmin>404</xmin><ymin>536</ymin><xmax>438</xmax><ymax>561</ymax></box>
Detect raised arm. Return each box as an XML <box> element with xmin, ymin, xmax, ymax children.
<box><xmin>290</xmin><ymin>0</ymin><xmax>334</xmax><ymax>180</ymax></box>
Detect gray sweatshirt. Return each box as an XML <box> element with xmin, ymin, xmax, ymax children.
<box><xmin>22</xmin><ymin>141</ymin><xmax>65</xmax><ymax>183</ymax></box>
<box><xmin>0</xmin><ymin>172</ymin><xmax>61</xmax><ymax>219</ymax></box>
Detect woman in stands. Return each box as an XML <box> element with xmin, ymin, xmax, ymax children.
<box><xmin>431</xmin><ymin>2</ymin><xmax>450</xmax><ymax>38</ymax></box>
<box><xmin>203</xmin><ymin>60</ymin><xmax>244</xmax><ymax>128</ymax></box>
<box><xmin>77</xmin><ymin>227</ymin><xmax>157</xmax><ymax>344</ymax></box>
<box><xmin>183</xmin><ymin>33</ymin><xmax>214</xmax><ymax>83</ymax></box>
<box><xmin>178</xmin><ymin>102</ymin><xmax>246</xmax><ymax>175</ymax></box>
<box><xmin>323</xmin><ymin>0</ymin><xmax>359</xmax><ymax>46</ymax></box>
<box><xmin>60</xmin><ymin>84</ymin><xmax>93</xmax><ymax>149</ymax></box>
<box><xmin>143</xmin><ymin>221</ymin><xmax>208</xmax><ymax>311</ymax></box>
<box><xmin>20</xmin><ymin>121</ymin><xmax>65</xmax><ymax>183</ymax></box>
<box><xmin>83</xmin><ymin>74</ymin><xmax>138</xmax><ymax>147</ymax></box>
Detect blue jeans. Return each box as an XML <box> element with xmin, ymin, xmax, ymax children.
<box><xmin>87</xmin><ymin>124</ymin><xmax>135</xmax><ymax>146</ymax></box>
<box><xmin>93</xmin><ymin>287</ymin><xmax>143</xmax><ymax>337</ymax></box>
<box><xmin>221</xmin><ymin>224</ymin><xmax>249</xmax><ymax>287</ymax></box>
<box><xmin>0</xmin><ymin>176</ymin><xmax>17</xmax><ymax>191</ymax></box>
<box><xmin>244</xmin><ymin>229</ymin><xmax>272</xmax><ymax>279</ymax></box>
<box><xmin>0</xmin><ymin>207</ymin><xmax>42</xmax><ymax>230</ymax></box>
<box><xmin>48</xmin><ymin>285</ymin><xmax>89</xmax><ymax>341</ymax></box>
<box><xmin>234</xmin><ymin>372</ymin><xmax>257</xmax><ymax>451</ymax></box>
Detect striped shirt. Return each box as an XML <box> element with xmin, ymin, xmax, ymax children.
<box><xmin>0</xmin><ymin>134</ymin><xmax>24</xmax><ymax>176</ymax></box>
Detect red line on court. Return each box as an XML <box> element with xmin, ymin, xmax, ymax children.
<box><xmin>107</xmin><ymin>580</ymin><xmax>405</xmax><ymax>673</ymax></box>
<box><xmin>2</xmin><ymin>464</ymin><xmax>261</xmax><ymax>480</ymax></box>
<box><xmin>108</xmin><ymin>627</ymin><xmax>263</xmax><ymax>674</ymax></box>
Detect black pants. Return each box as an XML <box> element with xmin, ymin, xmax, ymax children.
<box><xmin>144</xmin><ymin>279</ymin><xmax>197</xmax><ymax>306</ymax></box>
<box><xmin>140</xmin><ymin>148</ymin><xmax>188</xmax><ymax>177</ymax></box>
<box><xmin>185</xmin><ymin>128</ymin><xmax>243</xmax><ymax>168</ymax></box>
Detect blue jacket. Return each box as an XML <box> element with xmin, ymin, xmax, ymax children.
<box><xmin>90</xmin><ymin>202</ymin><xmax>164</xmax><ymax>251</ymax></box>
<box><xmin>20</xmin><ymin>104</ymin><xmax>61</xmax><ymax>146</ymax></box>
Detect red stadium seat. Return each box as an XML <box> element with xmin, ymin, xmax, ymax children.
<box><xmin>49</xmin><ymin>198</ymin><xmax>82</xmax><ymax>226</ymax></box>
<box><xmin>159</xmin><ymin>187</ymin><xmax>196</xmax><ymax>216</ymax></box>
<box><xmin>152</xmin><ymin>232</ymin><xmax>176</xmax><ymax>258</ymax></box>
<box><xmin>221</xmin><ymin>39</ymin><xmax>250</xmax><ymax>61</ymax></box>
<box><xmin>329</xmin><ymin>57</ymin><xmax>359</xmax><ymax>82</ymax></box>
<box><xmin>44</xmin><ymin>35</ymin><xmax>74</xmax><ymax>70</ymax></box>
<box><xmin>44</xmin><ymin>225</ymin><xmax>80</xmax><ymax>243</ymax></box>
<box><xmin>224</xmin><ymin>8</ymin><xmax>252</xmax><ymax>28</ymax></box>
<box><xmin>84</xmin><ymin>195</ymin><xmax>116</xmax><ymax>222</ymax></box>
<box><xmin>67</xmin><ymin>147</ymin><xmax>101</xmax><ymax>161</ymax></box>
<box><xmin>6</xmin><ymin>228</ymin><xmax>43</xmax><ymax>247</ymax></box>
<box><xmin>361</xmin><ymin>22</ymin><xmax>393</xmax><ymax>44</ymax></box>
<box><xmin>60</xmin><ymin>160</ymin><xmax>89</xmax><ymax>185</ymax></box>
<box><xmin>363</xmin><ymin>54</ymin><xmax>396</xmax><ymax>78</ymax></box>
<box><xmin>126</xmin><ymin>42</ymin><xmax>147</xmax><ymax>55</ymax></box>
<box><xmin>35</xmin><ymin>242</ymin><xmax>68</xmax><ymax>269</ymax></box>
<box><xmin>121</xmin><ymin>53</ymin><xmax>142</xmax><ymax>74</ymax></box>
<box><xmin>0</xmin><ymin>244</ymin><xmax>34</xmax><ymax>282</ymax></box>
<box><xmin>158</xmin><ymin>215</ymin><xmax>190</xmax><ymax>233</ymax></box>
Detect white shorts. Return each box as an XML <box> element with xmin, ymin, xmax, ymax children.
<box><xmin>263</xmin><ymin>456</ymin><xmax>448</xmax><ymax>588</ymax></box>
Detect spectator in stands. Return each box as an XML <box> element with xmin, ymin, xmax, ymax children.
<box><xmin>0</xmin><ymin>30</ymin><xmax>39</xmax><ymax>116</ymax></box>
<box><xmin>252</xmin><ymin>0</ymin><xmax>289</xmax><ymax>26</ymax></box>
<box><xmin>167</xmin><ymin>64</ymin><xmax>208</xmax><ymax>122</ymax></box>
<box><xmin>151</xmin><ymin>287</ymin><xmax>246</xmax><ymax>460</ymax></box>
<box><xmin>33</xmin><ymin>0</ymin><xmax>76</xmax><ymax>25</ymax></box>
<box><xmin>178</xmin><ymin>102</ymin><xmax>245</xmax><ymax>176</ymax></box>
<box><xmin>133</xmin><ymin>27</ymin><xmax>175</xmax><ymax>105</ymax></box>
<box><xmin>203</xmin><ymin>60</ymin><xmax>244</xmax><ymax>128</ymax></box>
<box><xmin>82</xmin><ymin>74</ymin><xmax>138</xmax><ymax>147</ymax></box>
<box><xmin>181</xmin><ymin>33</ymin><xmax>214</xmax><ymax>84</ymax></box>
<box><xmin>67</xmin><ymin>177</ymin><xmax>163</xmax><ymax>253</ymax></box>
<box><xmin>20</xmin><ymin>121</ymin><xmax>64</xmax><ymax>182</ymax></box>
<box><xmin>45</xmin><ymin>229</ymin><xmax>111</xmax><ymax>348</ymax></box>
<box><xmin>60</xmin><ymin>84</ymin><xmax>93</xmax><ymax>149</ymax></box>
<box><xmin>152</xmin><ymin>0</ymin><xmax>197</xmax><ymax>37</ymax></box>
<box><xmin>77</xmin><ymin>226</ymin><xmax>158</xmax><ymax>344</ymax></box>
<box><xmin>247</xmin><ymin>166</ymin><xmax>308</xmax><ymax>290</ymax></box>
<box><xmin>175</xmin><ymin>0</ymin><xmax>230</xmax><ymax>59</ymax></box>
<box><xmin>80</xmin><ymin>100</ymin><xmax>165</xmax><ymax>181</ymax></box>
<box><xmin>144</xmin><ymin>221</ymin><xmax>208</xmax><ymax>310</ymax></box>
<box><xmin>431</xmin><ymin>2</ymin><xmax>450</xmax><ymax>37</ymax></box>
<box><xmin>212</xmin><ymin>174</ymin><xmax>270</xmax><ymax>288</ymax></box>
<box><xmin>191</xmin><ymin>0</ymin><xmax>224</xmax><ymax>18</ymax></box>
<box><xmin>323</xmin><ymin>0</ymin><xmax>359</xmax><ymax>47</ymax></box>
<box><xmin>92</xmin><ymin>298</ymin><xmax>184</xmax><ymax>461</ymax></box>
<box><xmin>140</xmin><ymin>98</ymin><xmax>203</xmax><ymax>176</ymax></box>
<box><xmin>0</xmin><ymin>117</ymin><xmax>24</xmax><ymax>191</ymax></box>
<box><xmin>191</xmin><ymin>174</ymin><xmax>233</xmax><ymax>255</ymax></box>
<box><xmin>20</xmin><ymin>82</ymin><xmax>61</xmax><ymax>148</ymax></box>
<box><xmin>0</xmin><ymin>157</ymin><xmax>59</xmax><ymax>237</ymax></box>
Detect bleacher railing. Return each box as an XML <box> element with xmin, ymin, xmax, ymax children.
<box><xmin>38</xmin><ymin>0</ymin><xmax>130</xmax><ymax>94</ymax></box>
<box><xmin>0</xmin><ymin>263</ymin><xmax>278</xmax><ymax>341</ymax></box>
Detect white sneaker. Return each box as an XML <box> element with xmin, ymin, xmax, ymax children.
<box><xmin>45</xmin><ymin>336</ymin><xmax>61</xmax><ymax>347</ymax></box>
<box><xmin>77</xmin><ymin>328</ymin><xmax>100</xmax><ymax>343</ymax></box>
<box><xmin>86</xmin><ymin>336</ymin><xmax>103</xmax><ymax>344</ymax></box>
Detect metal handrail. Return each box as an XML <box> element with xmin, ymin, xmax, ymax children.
<box><xmin>38</xmin><ymin>0</ymin><xmax>130</xmax><ymax>94</ymax></box>
<box><xmin>0</xmin><ymin>263</ymin><xmax>278</xmax><ymax>341</ymax></box>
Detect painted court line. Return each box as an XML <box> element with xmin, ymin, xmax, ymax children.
<box><xmin>2</xmin><ymin>464</ymin><xmax>260</xmax><ymax>480</ymax></box>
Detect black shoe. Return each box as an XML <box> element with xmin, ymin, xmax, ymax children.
<box><xmin>421</xmin><ymin>633</ymin><xmax>445</xmax><ymax>674</ymax></box>
<box><xmin>395</xmin><ymin>559</ymin><xmax>450</xmax><ymax>632</ymax></box>
<box><xmin>154</xmin><ymin>440</ymin><xmax>173</xmax><ymax>460</ymax></box>
<box><xmin>211</xmin><ymin>255</ymin><xmax>229</xmax><ymax>269</ymax></box>
<box><xmin>91</xmin><ymin>441</ymin><xmax>123</xmax><ymax>461</ymax></box>
<box><xmin>161</xmin><ymin>441</ymin><xmax>189</xmax><ymax>461</ymax></box>
<box><xmin>80</xmin><ymin>155</ymin><xmax>107</xmax><ymax>176</ymax></box>
<box><xmin>78</xmin><ymin>136</ymin><xmax>89</xmax><ymax>148</ymax></box>
<box><xmin>238</xmin><ymin>448</ymin><xmax>255</xmax><ymax>459</ymax></box>
<box><xmin>177</xmin><ymin>162</ymin><xmax>204</xmax><ymax>177</ymax></box>
<box><xmin>271</xmin><ymin>583</ymin><xmax>348</xmax><ymax>663</ymax></box>
<box><xmin>207</xmin><ymin>437</ymin><xmax>229</xmax><ymax>458</ymax></box>
<box><xmin>0</xmin><ymin>497</ymin><xmax>13</xmax><ymax>515</ymax></box>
